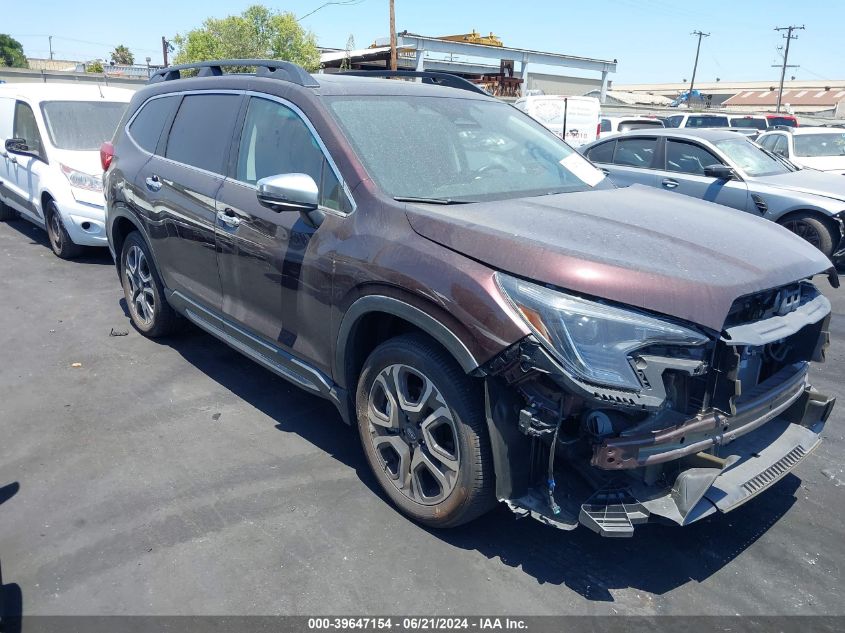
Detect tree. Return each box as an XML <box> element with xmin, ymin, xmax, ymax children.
<box><xmin>0</xmin><ymin>34</ymin><xmax>27</xmax><ymax>68</ymax></box>
<box><xmin>172</xmin><ymin>4</ymin><xmax>320</xmax><ymax>71</ymax></box>
<box><xmin>111</xmin><ymin>44</ymin><xmax>134</xmax><ymax>65</ymax></box>
<box><xmin>86</xmin><ymin>60</ymin><xmax>104</xmax><ymax>73</ymax></box>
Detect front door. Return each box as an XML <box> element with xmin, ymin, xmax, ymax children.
<box><xmin>135</xmin><ymin>92</ymin><xmax>242</xmax><ymax>311</ymax></box>
<box><xmin>655</xmin><ymin>138</ymin><xmax>750</xmax><ymax>211</ymax></box>
<box><xmin>5</xmin><ymin>100</ymin><xmax>46</xmax><ymax>221</ymax></box>
<box><xmin>215</xmin><ymin>96</ymin><xmax>346</xmax><ymax>360</ymax></box>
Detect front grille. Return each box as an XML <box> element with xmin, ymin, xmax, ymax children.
<box><xmin>741</xmin><ymin>445</ymin><xmax>807</xmax><ymax>495</ymax></box>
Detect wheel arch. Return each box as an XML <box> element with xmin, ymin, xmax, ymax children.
<box><xmin>776</xmin><ymin>207</ymin><xmax>842</xmax><ymax>239</ymax></box>
<box><xmin>335</xmin><ymin>295</ymin><xmax>481</xmax><ymax>393</ymax></box>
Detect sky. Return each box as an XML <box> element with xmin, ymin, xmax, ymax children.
<box><xmin>5</xmin><ymin>0</ymin><xmax>844</xmax><ymax>84</ymax></box>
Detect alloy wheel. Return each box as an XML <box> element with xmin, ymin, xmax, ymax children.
<box><xmin>783</xmin><ymin>219</ymin><xmax>822</xmax><ymax>248</ymax></box>
<box><xmin>124</xmin><ymin>245</ymin><xmax>156</xmax><ymax>326</ymax></box>
<box><xmin>48</xmin><ymin>212</ymin><xmax>63</xmax><ymax>252</ymax></box>
<box><xmin>366</xmin><ymin>364</ymin><xmax>461</xmax><ymax>505</ymax></box>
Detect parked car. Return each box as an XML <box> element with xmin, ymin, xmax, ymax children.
<box><xmin>104</xmin><ymin>61</ymin><xmax>836</xmax><ymax>537</ymax></box>
<box><xmin>662</xmin><ymin>112</ymin><xmax>730</xmax><ymax>128</ymax></box>
<box><xmin>581</xmin><ymin>129</ymin><xmax>845</xmax><ymax>258</ymax></box>
<box><xmin>758</xmin><ymin>126</ymin><xmax>845</xmax><ymax>174</ymax></box>
<box><xmin>728</xmin><ymin>115</ymin><xmax>769</xmax><ymax>130</ymax></box>
<box><xmin>766</xmin><ymin>113</ymin><xmax>799</xmax><ymax>128</ymax></box>
<box><xmin>599</xmin><ymin>116</ymin><xmax>664</xmax><ymax>138</ymax></box>
<box><xmin>0</xmin><ymin>84</ymin><xmax>133</xmax><ymax>257</ymax></box>
<box><xmin>513</xmin><ymin>94</ymin><xmax>600</xmax><ymax>147</ymax></box>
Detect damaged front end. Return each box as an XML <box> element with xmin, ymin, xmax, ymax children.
<box><xmin>486</xmin><ymin>274</ymin><xmax>836</xmax><ymax>537</ymax></box>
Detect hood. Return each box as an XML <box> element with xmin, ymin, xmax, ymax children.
<box><xmin>791</xmin><ymin>155</ymin><xmax>845</xmax><ymax>175</ymax></box>
<box><xmin>753</xmin><ymin>168</ymin><xmax>845</xmax><ymax>201</ymax></box>
<box><xmin>405</xmin><ymin>185</ymin><xmax>834</xmax><ymax>332</ymax></box>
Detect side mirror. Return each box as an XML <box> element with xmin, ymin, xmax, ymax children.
<box><xmin>703</xmin><ymin>164</ymin><xmax>736</xmax><ymax>180</ymax></box>
<box><xmin>256</xmin><ymin>173</ymin><xmax>324</xmax><ymax>228</ymax></box>
<box><xmin>5</xmin><ymin>137</ymin><xmax>34</xmax><ymax>156</ymax></box>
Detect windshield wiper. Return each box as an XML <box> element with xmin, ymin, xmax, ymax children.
<box><xmin>394</xmin><ymin>196</ymin><xmax>473</xmax><ymax>205</ymax></box>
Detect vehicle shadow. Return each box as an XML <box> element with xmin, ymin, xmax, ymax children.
<box><xmin>2</xmin><ymin>217</ymin><xmax>112</xmax><ymax>265</ymax></box>
<box><xmin>147</xmin><ymin>326</ymin><xmax>800</xmax><ymax>602</ymax></box>
<box><xmin>0</xmin><ymin>482</ymin><xmax>22</xmax><ymax>632</ymax></box>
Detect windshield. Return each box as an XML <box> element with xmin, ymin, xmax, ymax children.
<box><xmin>730</xmin><ymin>117</ymin><xmax>768</xmax><ymax>130</ymax></box>
<box><xmin>619</xmin><ymin>120</ymin><xmax>664</xmax><ymax>132</ymax></box>
<box><xmin>326</xmin><ymin>96</ymin><xmax>607</xmax><ymax>202</ymax></box>
<box><xmin>714</xmin><ymin>138</ymin><xmax>792</xmax><ymax>177</ymax></box>
<box><xmin>686</xmin><ymin>115</ymin><xmax>729</xmax><ymax>128</ymax></box>
<box><xmin>41</xmin><ymin>101</ymin><xmax>127</xmax><ymax>151</ymax></box>
<box><xmin>793</xmin><ymin>133</ymin><xmax>845</xmax><ymax>157</ymax></box>
<box><xmin>767</xmin><ymin>116</ymin><xmax>796</xmax><ymax>127</ymax></box>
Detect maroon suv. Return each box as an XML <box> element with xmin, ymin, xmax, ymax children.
<box><xmin>103</xmin><ymin>61</ymin><xmax>838</xmax><ymax>536</ymax></box>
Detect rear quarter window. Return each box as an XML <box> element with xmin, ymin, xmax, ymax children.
<box><xmin>128</xmin><ymin>96</ymin><xmax>180</xmax><ymax>154</ymax></box>
<box><xmin>586</xmin><ymin>140</ymin><xmax>615</xmax><ymax>163</ymax></box>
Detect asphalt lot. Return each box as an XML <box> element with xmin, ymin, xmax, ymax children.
<box><xmin>0</xmin><ymin>215</ymin><xmax>843</xmax><ymax>616</ymax></box>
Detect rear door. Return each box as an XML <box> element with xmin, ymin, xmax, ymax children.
<box><xmin>654</xmin><ymin>138</ymin><xmax>750</xmax><ymax>211</ymax></box>
<box><xmin>134</xmin><ymin>92</ymin><xmax>242</xmax><ymax>312</ymax></box>
<box><xmin>586</xmin><ymin>136</ymin><xmax>660</xmax><ymax>188</ymax></box>
<box><xmin>214</xmin><ymin>95</ymin><xmax>350</xmax><ymax>361</ymax></box>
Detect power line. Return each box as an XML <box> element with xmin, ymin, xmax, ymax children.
<box><xmin>774</xmin><ymin>25</ymin><xmax>804</xmax><ymax>112</ymax></box>
<box><xmin>298</xmin><ymin>0</ymin><xmax>365</xmax><ymax>22</ymax></box>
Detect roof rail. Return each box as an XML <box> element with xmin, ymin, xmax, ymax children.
<box><xmin>339</xmin><ymin>70</ymin><xmax>489</xmax><ymax>96</ymax></box>
<box><xmin>149</xmin><ymin>59</ymin><xmax>319</xmax><ymax>88</ymax></box>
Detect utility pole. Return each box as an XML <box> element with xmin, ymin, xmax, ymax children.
<box><xmin>389</xmin><ymin>0</ymin><xmax>397</xmax><ymax>71</ymax></box>
<box><xmin>774</xmin><ymin>25</ymin><xmax>804</xmax><ymax>113</ymax></box>
<box><xmin>687</xmin><ymin>30</ymin><xmax>709</xmax><ymax>109</ymax></box>
<box><xmin>161</xmin><ymin>36</ymin><xmax>170</xmax><ymax>67</ymax></box>
<box><xmin>48</xmin><ymin>35</ymin><xmax>53</xmax><ymax>60</ymax></box>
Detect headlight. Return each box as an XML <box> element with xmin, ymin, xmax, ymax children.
<box><xmin>496</xmin><ymin>273</ymin><xmax>708</xmax><ymax>390</ymax></box>
<box><xmin>61</xmin><ymin>163</ymin><xmax>103</xmax><ymax>192</ymax></box>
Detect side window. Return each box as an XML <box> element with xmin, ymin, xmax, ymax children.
<box><xmin>586</xmin><ymin>140</ymin><xmax>615</xmax><ymax>163</ymax></box>
<box><xmin>758</xmin><ymin>135</ymin><xmax>776</xmax><ymax>151</ymax></box>
<box><xmin>665</xmin><ymin>116</ymin><xmax>683</xmax><ymax>128</ymax></box>
<box><xmin>13</xmin><ymin>101</ymin><xmax>44</xmax><ymax>155</ymax></box>
<box><xmin>600</xmin><ymin>119</ymin><xmax>612</xmax><ymax>132</ymax></box>
<box><xmin>0</xmin><ymin>98</ymin><xmax>14</xmax><ymax>142</ymax></box>
<box><xmin>666</xmin><ymin>140</ymin><xmax>722</xmax><ymax>175</ymax></box>
<box><xmin>128</xmin><ymin>96</ymin><xmax>180</xmax><ymax>154</ymax></box>
<box><xmin>612</xmin><ymin>137</ymin><xmax>657</xmax><ymax>168</ymax></box>
<box><xmin>164</xmin><ymin>94</ymin><xmax>241</xmax><ymax>173</ymax></box>
<box><xmin>772</xmin><ymin>135</ymin><xmax>788</xmax><ymax>157</ymax></box>
<box><xmin>236</xmin><ymin>97</ymin><xmax>349</xmax><ymax>211</ymax></box>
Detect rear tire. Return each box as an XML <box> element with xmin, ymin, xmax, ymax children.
<box><xmin>120</xmin><ymin>231</ymin><xmax>179</xmax><ymax>338</ymax></box>
<box><xmin>356</xmin><ymin>333</ymin><xmax>495</xmax><ymax>528</ymax></box>
<box><xmin>45</xmin><ymin>201</ymin><xmax>84</xmax><ymax>259</ymax></box>
<box><xmin>780</xmin><ymin>213</ymin><xmax>837</xmax><ymax>257</ymax></box>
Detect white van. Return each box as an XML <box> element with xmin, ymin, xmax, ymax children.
<box><xmin>0</xmin><ymin>84</ymin><xmax>133</xmax><ymax>258</ymax></box>
<box><xmin>513</xmin><ymin>94</ymin><xmax>601</xmax><ymax>147</ymax></box>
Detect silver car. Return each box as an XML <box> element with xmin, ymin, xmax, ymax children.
<box><xmin>580</xmin><ymin>129</ymin><xmax>845</xmax><ymax>259</ymax></box>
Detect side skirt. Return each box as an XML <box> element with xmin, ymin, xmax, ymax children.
<box><xmin>167</xmin><ymin>290</ymin><xmax>353</xmax><ymax>424</ymax></box>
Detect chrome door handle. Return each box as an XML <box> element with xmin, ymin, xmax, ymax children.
<box><xmin>217</xmin><ymin>209</ymin><xmax>241</xmax><ymax>228</ymax></box>
<box><xmin>145</xmin><ymin>175</ymin><xmax>162</xmax><ymax>192</ymax></box>
<box><xmin>661</xmin><ymin>178</ymin><xmax>679</xmax><ymax>189</ymax></box>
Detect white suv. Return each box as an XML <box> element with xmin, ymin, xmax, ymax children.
<box><xmin>0</xmin><ymin>84</ymin><xmax>133</xmax><ymax>258</ymax></box>
<box><xmin>758</xmin><ymin>126</ymin><xmax>845</xmax><ymax>175</ymax></box>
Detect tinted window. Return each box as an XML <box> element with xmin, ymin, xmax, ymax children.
<box><xmin>236</xmin><ymin>97</ymin><xmax>349</xmax><ymax>212</ymax></box>
<box><xmin>767</xmin><ymin>116</ymin><xmax>796</xmax><ymax>127</ymax></box>
<box><xmin>600</xmin><ymin>119</ymin><xmax>612</xmax><ymax>132</ymax></box>
<box><xmin>666</xmin><ymin>140</ymin><xmax>721</xmax><ymax>175</ymax></box>
<box><xmin>41</xmin><ymin>101</ymin><xmax>126</xmax><ymax>151</ymax></box>
<box><xmin>165</xmin><ymin>94</ymin><xmax>241</xmax><ymax>173</ymax></box>
<box><xmin>129</xmin><ymin>96</ymin><xmax>180</xmax><ymax>154</ymax></box>
<box><xmin>618</xmin><ymin>120</ymin><xmax>664</xmax><ymax>132</ymax></box>
<box><xmin>13</xmin><ymin>101</ymin><xmax>44</xmax><ymax>155</ymax></box>
<box><xmin>612</xmin><ymin>137</ymin><xmax>657</xmax><ymax>167</ymax></box>
<box><xmin>685</xmin><ymin>116</ymin><xmax>729</xmax><ymax>128</ymax></box>
<box><xmin>586</xmin><ymin>140</ymin><xmax>615</xmax><ymax>163</ymax></box>
<box><xmin>729</xmin><ymin>117</ymin><xmax>767</xmax><ymax>130</ymax></box>
<box><xmin>772</xmin><ymin>135</ymin><xmax>788</xmax><ymax>157</ymax></box>
<box><xmin>758</xmin><ymin>134</ymin><xmax>777</xmax><ymax>151</ymax></box>
<box><xmin>664</xmin><ymin>116</ymin><xmax>683</xmax><ymax>128</ymax></box>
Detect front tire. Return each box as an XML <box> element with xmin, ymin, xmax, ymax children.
<box><xmin>356</xmin><ymin>334</ymin><xmax>495</xmax><ymax>528</ymax></box>
<box><xmin>120</xmin><ymin>231</ymin><xmax>179</xmax><ymax>338</ymax></box>
<box><xmin>781</xmin><ymin>213</ymin><xmax>838</xmax><ymax>257</ymax></box>
<box><xmin>45</xmin><ymin>201</ymin><xmax>84</xmax><ymax>259</ymax></box>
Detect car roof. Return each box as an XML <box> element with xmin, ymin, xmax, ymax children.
<box><xmin>609</xmin><ymin>128</ymin><xmax>749</xmax><ymax>142</ymax></box>
<box><xmin>313</xmin><ymin>73</ymin><xmax>490</xmax><ymax>99</ymax></box>
<box><xmin>781</xmin><ymin>126</ymin><xmax>843</xmax><ymax>135</ymax></box>
<box><xmin>0</xmin><ymin>82</ymin><xmax>135</xmax><ymax>103</ymax></box>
